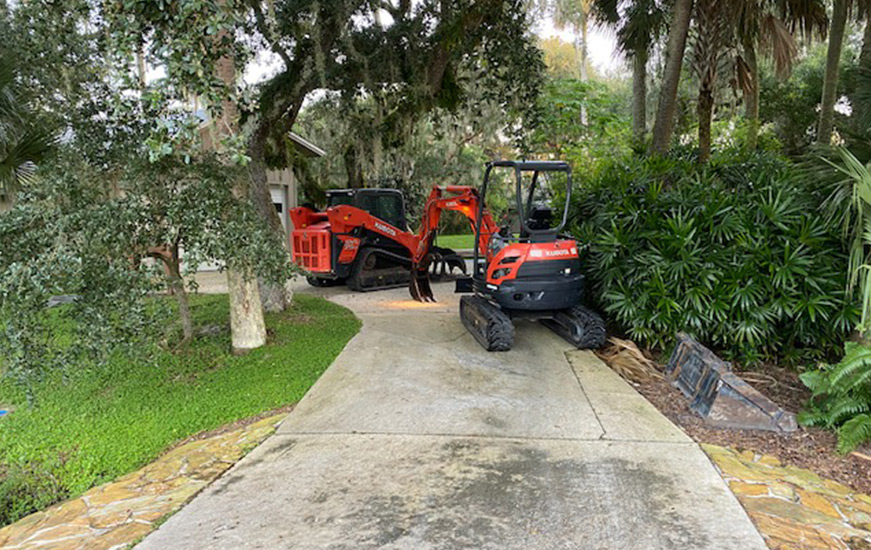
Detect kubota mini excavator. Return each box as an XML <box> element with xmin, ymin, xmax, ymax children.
<box><xmin>436</xmin><ymin>160</ymin><xmax>606</xmax><ymax>352</ymax></box>
<box><xmin>290</xmin><ymin>160</ymin><xmax>605</xmax><ymax>351</ymax></box>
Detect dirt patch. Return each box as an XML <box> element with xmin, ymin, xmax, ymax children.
<box><xmin>633</xmin><ymin>363</ymin><xmax>871</xmax><ymax>495</ymax></box>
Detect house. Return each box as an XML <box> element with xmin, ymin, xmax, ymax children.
<box><xmin>269</xmin><ymin>132</ymin><xmax>326</xmax><ymax>236</ymax></box>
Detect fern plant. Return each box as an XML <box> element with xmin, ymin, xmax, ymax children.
<box><xmin>799</xmin><ymin>342</ymin><xmax>871</xmax><ymax>453</ymax></box>
<box><xmin>796</xmin><ymin>146</ymin><xmax>871</xmax><ymax>453</ymax></box>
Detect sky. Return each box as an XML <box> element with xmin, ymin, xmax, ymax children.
<box><xmin>242</xmin><ymin>13</ymin><xmax>623</xmax><ymax>85</ymax></box>
<box><xmin>533</xmin><ymin>18</ymin><xmax>624</xmax><ymax>76</ymax></box>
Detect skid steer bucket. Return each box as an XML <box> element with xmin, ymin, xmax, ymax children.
<box><xmin>665</xmin><ymin>333</ymin><xmax>796</xmax><ymax>432</ymax></box>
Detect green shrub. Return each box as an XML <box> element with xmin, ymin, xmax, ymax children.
<box><xmin>572</xmin><ymin>151</ymin><xmax>858</xmax><ymax>365</ymax></box>
<box><xmin>0</xmin><ymin>461</ymin><xmax>68</xmax><ymax>527</ymax></box>
<box><xmin>799</xmin><ymin>342</ymin><xmax>871</xmax><ymax>453</ymax></box>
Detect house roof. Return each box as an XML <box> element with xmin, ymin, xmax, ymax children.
<box><xmin>289</xmin><ymin>132</ymin><xmax>326</xmax><ymax>158</ymax></box>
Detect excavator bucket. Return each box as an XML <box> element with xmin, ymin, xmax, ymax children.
<box><xmin>409</xmin><ymin>255</ymin><xmax>436</xmax><ymax>302</ymax></box>
<box><xmin>410</xmin><ymin>269</ymin><xmax>436</xmax><ymax>302</ymax></box>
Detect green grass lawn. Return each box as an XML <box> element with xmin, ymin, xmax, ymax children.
<box><xmin>436</xmin><ymin>234</ymin><xmax>475</xmax><ymax>250</ymax></box>
<box><xmin>0</xmin><ymin>293</ymin><xmax>360</xmax><ymax>526</ymax></box>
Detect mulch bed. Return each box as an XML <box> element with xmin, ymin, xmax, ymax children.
<box><xmin>632</xmin><ymin>362</ymin><xmax>871</xmax><ymax>495</ymax></box>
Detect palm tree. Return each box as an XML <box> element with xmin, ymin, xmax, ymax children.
<box><xmin>689</xmin><ymin>0</ymin><xmax>734</xmax><ymax>163</ymax></box>
<box><xmin>594</xmin><ymin>0</ymin><xmax>667</xmax><ymax>143</ymax></box>
<box><xmin>552</xmin><ymin>0</ymin><xmax>594</xmax><ymax>82</ymax></box>
<box><xmin>818</xmin><ymin>0</ymin><xmax>849</xmax><ymax>144</ymax></box>
<box><xmin>0</xmin><ymin>58</ymin><xmax>54</xmax><ymax>196</ymax></box>
<box><xmin>651</xmin><ymin>0</ymin><xmax>694</xmax><ymax>154</ymax></box>
<box><xmin>852</xmin><ymin>1</ymin><xmax>871</xmax><ymax>134</ymax></box>
<box><xmin>734</xmin><ymin>0</ymin><xmax>827</xmax><ymax>150</ymax></box>
<box><xmin>687</xmin><ymin>0</ymin><xmax>825</xmax><ymax>161</ymax></box>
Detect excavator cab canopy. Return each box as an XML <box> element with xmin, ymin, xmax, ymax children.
<box><xmin>483</xmin><ymin>160</ymin><xmax>572</xmax><ymax>239</ymax></box>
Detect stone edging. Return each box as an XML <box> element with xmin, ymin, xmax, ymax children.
<box><xmin>703</xmin><ymin>444</ymin><xmax>871</xmax><ymax>550</ymax></box>
<box><xmin>0</xmin><ymin>414</ymin><xmax>286</xmax><ymax>550</ymax></box>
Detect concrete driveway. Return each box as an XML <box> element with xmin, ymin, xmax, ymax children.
<box><xmin>137</xmin><ymin>281</ymin><xmax>766</xmax><ymax>550</ymax></box>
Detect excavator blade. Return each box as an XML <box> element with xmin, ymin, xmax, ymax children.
<box><xmin>409</xmin><ymin>269</ymin><xmax>436</xmax><ymax>302</ymax></box>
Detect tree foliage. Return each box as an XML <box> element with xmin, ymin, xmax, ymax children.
<box><xmin>0</xmin><ymin>156</ymin><xmax>164</xmax><ymax>398</ymax></box>
<box><xmin>0</xmin><ymin>151</ymin><xmax>292</xmax><ymax>394</ymax></box>
<box><xmin>529</xmin><ymin>77</ymin><xmax>632</xmax><ymax>161</ymax></box>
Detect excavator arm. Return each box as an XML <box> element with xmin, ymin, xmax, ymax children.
<box><xmin>409</xmin><ymin>185</ymin><xmax>499</xmax><ymax>302</ymax></box>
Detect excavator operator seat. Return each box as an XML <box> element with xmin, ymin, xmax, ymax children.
<box><xmin>525</xmin><ymin>203</ymin><xmax>553</xmax><ymax>231</ymax></box>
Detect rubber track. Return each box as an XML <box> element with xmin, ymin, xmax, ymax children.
<box><xmin>347</xmin><ymin>249</ymin><xmax>410</xmax><ymax>292</ymax></box>
<box><xmin>306</xmin><ymin>275</ymin><xmax>343</xmax><ymax>288</ymax></box>
<box><xmin>460</xmin><ymin>295</ymin><xmax>514</xmax><ymax>352</ymax></box>
<box><xmin>542</xmin><ymin>305</ymin><xmax>607</xmax><ymax>349</ymax></box>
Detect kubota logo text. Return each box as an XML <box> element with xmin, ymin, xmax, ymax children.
<box><xmin>545</xmin><ymin>249</ymin><xmax>571</xmax><ymax>257</ymax></box>
<box><xmin>374</xmin><ymin>222</ymin><xmax>397</xmax><ymax>236</ymax></box>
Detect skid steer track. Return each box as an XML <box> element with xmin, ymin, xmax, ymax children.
<box><xmin>347</xmin><ymin>248</ymin><xmax>410</xmax><ymax>292</ymax></box>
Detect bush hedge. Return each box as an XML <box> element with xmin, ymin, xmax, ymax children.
<box><xmin>572</xmin><ymin>151</ymin><xmax>859</xmax><ymax>365</ymax></box>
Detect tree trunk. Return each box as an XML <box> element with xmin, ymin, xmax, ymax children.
<box><xmin>344</xmin><ymin>145</ymin><xmax>364</xmax><ymax>188</ymax></box>
<box><xmin>632</xmin><ymin>46</ymin><xmax>649</xmax><ymax>144</ymax></box>
<box><xmin>576</xmin><ymin>16</ymin><xmax>589</xmax><ymax>126</ymax></box>
<box><xmin>227</xmin><ymin>268</ymin><xmax>267</xmax><ymax>352</ymax></box>
<box><xmin>698</xmin><ymin>86</ymin><xmax>714</xmax><ymax>163</ymax></box>
<box><xmin>818</xmin><ymin>0</ymin><xmax>848</xmax><ymax>144</ymax></box>
<box><xmin>248</xmin><ymin>129</ymin><xmax>290</xmax><ymax>313</ymax></box>
<box><xmin>216</xmin><ymin>26</ymin><xmax>267</xmax><ymax>353</ymax></box>
<box><xmin>151</xmin><ymin>246</ymin><xmax>193</xmax><ymax>343</ymax></box>
<box><xmin>167</xmin><ymin>257</ymin><xmax>193</xmax><ymax>344</ymax></box>
<box><xmin>855</xmin><ymin>14</ymin><xmax>871</xmax><ymax>132</ymax></box>
<box><xmin>578</xmin><ymin>19</ymin><xmax>589</xmax><ymax>81</ymax></box>
<box><xmin>743</xmin><ymin>35</ymin><xmax>760</xmax><ymax>151</ymax></box>
<box><xmin>136</xmin><ymin>44</ymin><xmax>147</xmax><ymax>89</ymax></box>
<box><xmin>652</xmin><ymin>0</ymin><xmax>694</xmax><ymax>155</ymax></box>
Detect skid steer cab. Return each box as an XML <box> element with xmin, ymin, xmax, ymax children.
<box><xmin>289</xmin><ymin>188</ymin><xmax>466</xmax><ymax>292</ymax></box>
<box><xmin>455</xmin><ymin>160</ymin><xmax>607</xmax><ymax>352</ymax></box>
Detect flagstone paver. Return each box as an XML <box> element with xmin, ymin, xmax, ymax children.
<box><xmin>703</xmin><ymin>444</ymin><xmax>871</xmax><ymax>550</ymax></box>
<box><xmin>0</xmin><ymin>414</ymin><xmax>284</xmax><ymax>550</ymax></box>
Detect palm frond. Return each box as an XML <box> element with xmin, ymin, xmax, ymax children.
<box><xmin>777</xmin><ymin>0</ymin><xmax>828</xmax><ymax>40</ymax></box>
<box><xmin>0</xmin><ymin>126</ymin><xmax>56</xmax><ymax>193</ymax></box>
<box><xmin>760</xmin><ymin>14</ymin><xmax>798</xmax><ymax>79</ymax></box>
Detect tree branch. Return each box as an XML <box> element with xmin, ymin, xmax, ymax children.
<box><xmin>249</xmin><ymin>0</ymin><xmax>292</xmax><ymax>69</ymax></box>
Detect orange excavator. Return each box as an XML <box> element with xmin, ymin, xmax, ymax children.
<box><xmin>290</xmin><ymin>160</ymin><xmax>605</xmax><ymax>351</ymax></box>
